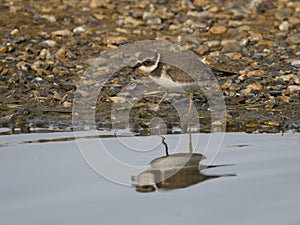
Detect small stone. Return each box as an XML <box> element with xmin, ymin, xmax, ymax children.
<box><xmin>187</xmin><ymin>11</ymin><xmax>208</xmax><ymax>18</ymax></box>
<box><xmin>225</xmin><ymin>52</ymin><xmax>242</xmax><ymax>60</ymax></box>
<box><xmin>145</xmin><ymin>16</ymin><xmax>161</xmax><ymax>25</ymax></box>
<box><xmin>76</xmin><ymin>90</ymin><xmax>90</xmax><ymax>98</ymax></box>
<box><xmin>268</xmin><ymin>91</ymin><xmax>282</xmax><ymax>97</ymax></box>
<box><xmin>109</xmin><ymin>96</ymin><xmax>127</xmax><ymax>103</ymax></box>
<box><xmin>13</xmin><ymin>36</ymin><xmax>26</xmax><ymax>44</ymax></box>
<box><xmin>221</xmin><ymin>80</ymin><xmax>232</xmax><ymax>90</ymax></box>
<box><xmin>0</xmin><ymin>46</ymin><xmax>7</xmax><ymax>53</ymax></box>
<box><xmin>258</xmin><ymin>40</ymin><xmax>274</xmax><ymax>47</ymax></box>
<box><xmin>289</xmin><ymin>17</ymin><xmax>300</xmax><ymax>25</ymax></box>
<box><xmin>238</xmin><ymin>74</ymin><xmax>247</xmax><ymax>81</ymax></box>
<box><xmin>56</xmin><ymin>47</ymin><xmax>67</xmax><ymax>58</ymax></box>
<box><xmin>0</xmin><ymin>86</ymin><xmax>8</xmax><ymax>95</ymax></box>
<box><xmin>42</xmin><ymin>40</ymin><xmax>57</xmax><ymax>47</ymax></box>
<box><xmin>116</xmin><ymin>19</ymin><xmax>124</xmax><ymax>27</ymax></box>
<box><xmin>240</xmin><ymin>87</ymin><xmax>252</xmax><ymax>96</ymax></box>
<box><xmin>115</xmin><ymin>28</ymin><xmax>130</xmax><ymax>34</ymax></box>
<box><xmin>16</xmin><ymin>61</ymin><xmax>29</xmax><ymax>71</ymax></box>
<box><xmin>246</xmin><ymin>83</ymin><xmax>263</xmax><ymax>91</ymax></box>
<box><xmin>90</xmin><ymin>0</ymin><xmax>102</xmax><ymax>8</ymax></box>
<box><xmin>169</xmin><ymin>24</ymin><xmax>182</xmax><ymax>31</ymax></box>
<box><xmin>124</xmin><ymin>17</ymin><xmax>143</xmax><ymax>26</ymax></box>
<box><xmin>209</xmin><ymin>23</ymin><xmax>227</xmax><ymax>35</ymax></box>
<box><xmin>45</xmin><ymin>75</ymin><xmax>54</xmax><ymax>83</ymax></box>
<box><xmin>33</xmin><ymin>77</ymin><xmax>43</xmax><ymax>82</ymax></box>
<box><xmin>181</xmin><ymin>0</ymin><xmax>195</xmax><ymax>9</ymax></box>
<box><xmin>93</xmin><ymin>13</ymin><xmax>106</xmax><ymax>21</ymax></box>
<box><xmin>221</xmin><ymin>40</ymin><xmax>241</xmax><ymax>52</ymax></box>
<box><xmin>214</xmin><ymin>13</ymin><xmax>231</xmax><ymax>20</ymax></box>
<box><xmin>286</xmin><ymin>33</ymin><xmax>300</xmax><ymax>45</ymax></box>
<box><xmin>195</xmin><ymin>45</ymin><xmax>209</xmax><ymax>55</ymax></box>
<box><xmin>73</xmin><ymin>26</ymin><xmax>85</xmax><ymax>33</ymax></box>
<box><xmin>76</xmin><ymin>65</ymin><xmax>84</xmax><ymax>69</ymax></box>
<box><xmin>239</xmin><ymin>25</ymin><xmax>251</xmax><ymax>31</ymax></box>
<box><xmin>184</xmin><ymin>20</ymin><xmax>206</xmax><ymax>29</ymax></box>
<box><xmin>249</xmin><ymin>31</ymin><xmax>262</xmax><ymax>42</ymax></box>
<box><xmin>279</xmin><ymin>21</ymin><xmax>292</xmax><ymax>31</ymax></box>
<box><xmin>10</xmin><ymin>28</ymin><xmax>19</xmax><ymax>36</ymax></box>
<box><xmin>264</xmin><ymin>121</ymin><xmax>280</xmax><ymax>127</ymax></box>
<box><xmin>62</xmin><ymin>101</ymin><xmax>72</xmax><ymax>108</ymax></box>
<box><xmin>286</xmin><ymin>1</ymin><xmax>300</xmax><ymax>8</ymax></box>
<box><xmin>41</xmin><ymin>15</ymin><xmax>56</xmax><ymax>23</ymax></box>
<box><xmin>51</xmin><ymin>29</ymin><xmax>73</xmax><ymax>37</ymax></box>
<box><xmin>193</xmin><ymin>0</ymin><xmax>209</xmax><ymax>6</ymax></box>
<box><xmin>208</xmin><ymin>5</ymin><xmax>219</xmax><ymax>13</ymax></box>
<box><xmin>274</xmin><ymin>9</ymin><xmax>292</xmax><ymax>21</ymax></box>
<box><xmin>291</xmin><ymin>60</ymin><xmax>300</xmax><ymax>68</ymax></box>
<box><xmin>38</xmin><ymin>31</ymin><xmax>50</xmax><ymax>38</ymax></box>
<box><xmin>276</xmin><ymin>74</ymin><xmax>298</xmax><ymax>83</ymax></box>
<box><xmin>59</xmin><ymin>83</ymin><xmax>76</xmax><ymax>91</ymax></box>
<box><xmin>277</xmin><ymin>96</ymin><xmax>290</xmax><ymax>102</ymax></box>
<box><xmin>287</xmin><ymin>85</ymin><xmax>300</xmax><ymax>92</ymax></box>
<box><xmin>103</xmin><ymin>36</ymin><xmax>128</xmax><ymax>45</ymax></box>
<box><xmin>53</xmin><ymin>91</ymin><xmax>61</xmax><ymax>100</ymax></box>
<box><xmin>31</xmin><ymin>62</ymin><xmax>49</xmax><ymax>75</ymax></box>
<box><xmin>39</xmin><ymin>49</ymin><xmax>51</xmax><ymax>59</ymax></box>
<box><xmin>52</xmin><ymin>68</ymin><xmax>66</xmax><ymax>76</ymax></box>
<box><xmin>205</xmin><ymin>40</ymin><xmax>220</xmax><ymax>48</ymax></box>
<box><xmin>246</xmin><ymin>70</ymin><xmax>264</xmax><ymax>77</ymax></box>
<box><xmin>90</xmin><ymin>0</ymin><xmax>110</xmax><ymax>9</ymax></box>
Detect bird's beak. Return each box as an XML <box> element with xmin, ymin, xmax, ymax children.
<box><xmin>133</xmin><ymin>62</ymin><xmax>141</xmax><ymax>70</ymax></box>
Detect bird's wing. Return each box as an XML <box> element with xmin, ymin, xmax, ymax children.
<box><xmin>163</xmin><ymin>64</ymin><xmax>195</xmax><ymax>83</ymax></box>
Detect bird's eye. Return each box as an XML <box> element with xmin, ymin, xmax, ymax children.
<box><xmin>142</xmin><ymin>60</ymin><xmax>153</xmax><ymax>66</ymax></box>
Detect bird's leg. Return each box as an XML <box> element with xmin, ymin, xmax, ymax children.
<box><xmin>157</xmin><ymin>91</ymin><xmax>169</xmax><ymax>105</ymax></box>
<box><xmin>188</xmin><ymin>126</ymin><xmax>193</xmax><ymax>154</ymax></box>
<box><xmin>188</xmin><ymin>93</ymin><xmax>195</xmax><ymax>152</ymax></box>
<box><xmin>188</xmin><ymin>92</ymin><xmax>193</xmax><ymax>114</ymax></box>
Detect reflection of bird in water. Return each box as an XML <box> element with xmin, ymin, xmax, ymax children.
<box><xmin>135</xmin><ymin>153</ymin><xmax>227</xmax><ymax>193</ymax></box>
<box><xmin>134</xmin><ymin>134</ymin><xmax>234</xmax><ymax>193</ymax></box>
<box><xmin>131</xmin><ymin>89</ymin><xmax>234</xmax><ymax>192</ymax></box>
<box><xmin>133</xmin><ymin>50</ymin><xmax>211</xmax><ymax>114</ymax></box>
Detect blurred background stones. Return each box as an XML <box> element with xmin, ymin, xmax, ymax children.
<box><xmin>0</xmin><ymin>0</ymin><xmax>299</xmax><ymax>134</ymax></box>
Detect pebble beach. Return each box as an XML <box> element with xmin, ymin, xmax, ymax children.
<box><xmin>0</xmin><ymin>0</ymin><xmax>299</xmax><ymax>134</ymax></box>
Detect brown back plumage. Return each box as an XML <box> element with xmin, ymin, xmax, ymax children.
<box><xmin>150</xmin><ymin>63</ymin><xmax>196</xmax><ymax>83</ymax></box>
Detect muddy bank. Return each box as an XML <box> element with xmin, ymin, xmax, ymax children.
<box><xmin>0</xmin><ymin>0</ymin><xmax>299</xmax><ymax>134</ymax></box>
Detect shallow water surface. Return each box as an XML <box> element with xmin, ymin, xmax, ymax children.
<box><xmin>0</xmin><ymin>132</ymin><xmax>299</xmax><ymax>225</ymax></box>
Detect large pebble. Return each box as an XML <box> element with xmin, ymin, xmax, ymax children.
<box><xmin>291</xmin><ymin>60</ymin><xmax>300</xmax><ymax>68</ymax></box>
<box><xmin>274</xmin><ymin>9</ymin><xmax>292</xmax><ymax>21</ymax></box>
<box><xmin>209</xmin><ymin>23</ymin><xmax>227</xmax><ymax>35</ymax></box>
<box><xmin>73</xmin><ymin>26</ymin><xmax>85</xmax><ymax>33</ymax></box>
<box><xmin>51</xmin><ymin>29</ymin><xmax>73</xmax><ymax>37</ymax></box>
<box><xmin>247</xmin><ymin>83</ymin><xmax>263</xmax><ymax>91</ymax></box>
<box><xmin>10</xmin><ymin>28</ymin><xmax>19</xmax><ymax>36</ymax></box>
<box><xmin>286</xmin><ymin>33</ymin><xmax>300</xmax><ymax>45</ymax></box>
<box><xmin>42</xmin><ymin>40</ymin><xmax>57</xmax><ymax>47</ymax></box>
<box><xmin>279</xmin><ymin>21</ymin><xmax>292</xmax><ymax>31</ymax></box>
<box><xmin>63</xmin><ymin>101</ymin><xmax>72</xmax><ymax>108</ymax></box>
<box><xmin>287</xmin><ymin>85</ymin><xmax>300</xmax><ymax>92</ymax></box>
<box><xmin>247</xmin><ymin>70</ymin><xmax>264</xmax><ymax>78</ymax></box>
<box><xmin>109</xmin><ymin>96</ymin><xmax>127</xmax><ymax>103</ymax></box>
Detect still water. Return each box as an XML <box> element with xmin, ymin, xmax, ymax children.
<box><xmin>0</xmin><ymin>131</ymin><xmax>299</xmax><ymax>225</ymax></box>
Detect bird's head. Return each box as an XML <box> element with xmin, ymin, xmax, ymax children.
<box><xmin>133</xmin><ymin>50</ymin><xmax>160</xmax><ymax>73</ymax></box>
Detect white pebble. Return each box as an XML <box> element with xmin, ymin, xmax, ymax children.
<box><xmin>73</xmin><ymin>26</ymin><xmax>85</xmax><ymax>33</ymax></box>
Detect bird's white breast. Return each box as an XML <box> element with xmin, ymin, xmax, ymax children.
<box><xmin>139</xmin><ymin>64</ymin><xmax>157</xmax><ymax>73</ymax></box>
<box><xmin>149</xmin><ymin>75</ymin><xmax>191</xmax><ymax>93</ymax></box>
